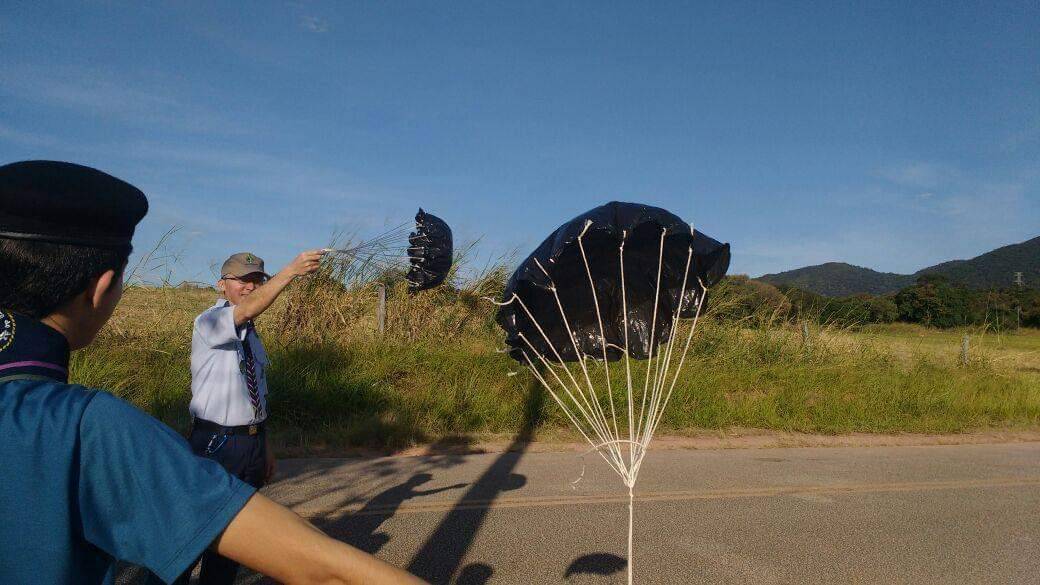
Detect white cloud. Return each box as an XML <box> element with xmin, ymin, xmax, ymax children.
<box><xmin>1001</xmin><ymin>118</ymin><xmax>1040</xmax><ymax>152</ymax></box>
<box><xmin>0</xmin><ymin>64</ymin><xmax>241</xmax><ymax>135</ymax></box>
<box><xmin>299</xmin><ymin>15</ymin><xmax>329</xmax><ymax>33</ymax></box>
<box><xmin>740</xmin><ymin>162</ymin><xmax>1040</xmax><ymax>277</ymax></box>
<box><xmin>0</xmin><ymin>123</ymin><xmax>61</xmax><ymax>148</ymax></box>
<box><xmin>739</xmin><ymin>228</ymin><xmax>933</xmax><ymax>277</ymax></box>
<box><xmin>873</xmin><ymin>162</ymin><xmax>1038</xmax><ymax>233</ymax></box>
<box><xmin>120</xmin><ymin>142</ymin><xmax>410</xmax><ymax>212</ymax></box>
<box><xmin>875</xmin><ymin>161</ymin><xmax>961</xmax><ymax>190</ymax></box>
<box><xmin>940</xmin><ymin>183</ymin><xmax>1024</xmax><ymax>217</ymax></box>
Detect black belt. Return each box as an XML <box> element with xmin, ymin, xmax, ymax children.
<box><xmin>192</xmin><ymin>417</ymin><xmax>266</xmax><ymax>436</ymax></box>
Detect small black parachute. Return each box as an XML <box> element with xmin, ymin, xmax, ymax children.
<box><xmin>407</xmin><ymin>208</ymin><xmax>453</xmax><ymax>292</ymax></box>
<box><xmin>496</xmin><ymin>201</ymin><xmax>730</xmax><ymax>362</ymax></box>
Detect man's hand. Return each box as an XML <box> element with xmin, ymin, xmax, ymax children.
<box><xmin>284</xmin><ymin>249</ymin><xmax>326</xmax><ymax>278</ymax></box>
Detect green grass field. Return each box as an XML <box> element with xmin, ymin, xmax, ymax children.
<box><xmin>69</xmin><ymin>284</ymin><xmax>1040</xmax><ymax>453</ymax></box>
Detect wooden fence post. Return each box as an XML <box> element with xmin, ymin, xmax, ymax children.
<box><xmin>376</xmin><ymin>283</ymin><xmax>386</xmax><ymax>336</ymax></box>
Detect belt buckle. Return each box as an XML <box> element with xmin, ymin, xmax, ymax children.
<box><xmin>248</xmin><ymin>424</ymin><xmax>258</xmax><ymax>436</ymax></box>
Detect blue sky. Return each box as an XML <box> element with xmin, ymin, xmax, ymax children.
<box><xmin>2</xmin><ymin>1</ymin><xmax>1038</xmax><ymax>283</ymax></box>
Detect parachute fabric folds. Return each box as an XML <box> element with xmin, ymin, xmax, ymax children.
<box><xmin>496</xmin><ymin>201</ymin><xmax>730</xmax><ymax>363</ymax></box>
<box><xmin>407</xmin><ymin>208</ymin><xmax>453</xmax><ymax>292</ymax></box>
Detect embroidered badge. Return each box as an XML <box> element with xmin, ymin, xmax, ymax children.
<box><xmin>245</xmin><ymin>254</ymin><xmax>256</xmax><ymax>264</ymax></box>
<box><xmin>0</xmin><ymin>310</ymin><xmax>15</xmax><ymax>353</ymax></box>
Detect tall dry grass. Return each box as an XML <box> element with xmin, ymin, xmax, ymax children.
<box><xmin>70</xmin><ymin>250</ymin><xmax>1040</xmax><ymax>452</ymax></box>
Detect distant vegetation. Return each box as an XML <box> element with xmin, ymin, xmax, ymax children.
<box><xmin>760</xmin><ymin>235</ymin><xmax>1039</xmax><ymax>296</ymax></box>
<box><xmin>724</xmin><ymin>274</ymin><xmax>1039</xmax><ymax>331</ymax></box>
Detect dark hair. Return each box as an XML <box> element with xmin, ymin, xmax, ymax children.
<box><xmin>0</xmin><ymin>239</ymin><xmax>129</xmax><ymax>318</ymax></box>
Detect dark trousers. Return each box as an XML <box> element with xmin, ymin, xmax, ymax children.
<box><xmin>174</xmin><ymin>425</ymin><xmax>268</xmax><ymax>585</ymax></box>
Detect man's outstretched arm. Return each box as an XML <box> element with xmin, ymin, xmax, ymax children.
<box><xmin>232</xmin><ymin>249</ymin><xmax>325</xmax><ymax>326</ymax></box>
<box><xmin>215</xmin><ymin>492</ymin><xmax>427</xmax><ymax>585</ymax></box>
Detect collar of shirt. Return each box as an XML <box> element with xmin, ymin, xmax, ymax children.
<box><xmin>0</xmin><ymin>309</ymin><xmax>71</xmax><ymax>382</ymax></box>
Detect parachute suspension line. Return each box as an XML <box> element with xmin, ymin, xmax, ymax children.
<box><xmin>643</xmin><ymin>276</ymin><xmax>706</xmax><ymax>458</ymax></box>
<box><xmin>619</xmin><ymin>231</ymin><xmax>636</xmax><ymax>470</ymax></box>
<box><xmin>640</xmin><ymin>244</ymin><xmax>694</xmax><ymax>452</ymax></box>
<box><xmin>633</xmin><ymin>230</ymin><xmax>703</xmax><ymax>480</ymax></box>
<box><xmin>628</xmin><ymin>483</ymin><xmax>635</xmax><ymax>585</ymax></box>
<box><xmin>635</xmin><ymin>228</ymin><xmax>668</xmax><ymax>445</ymax></box>
<box><xmin>533</xmin><ymin>258</ymin><xmax>628</xmax><ymax>475</ymax></box>
<box><xmin>510</xmin><ymin>290</ymin><xmax>628</xmax><ymax>477</ymax></box>
<box><xmin>497</xmin><ymin>222</ymin><xmax>712</xmax><ymax>584</ymax></box>
<box><xmin>651</xmin><ymin>245</ymin><xmax>692</xmax><ymax>397</ymax></box>
<box><xmin>518</xmin><ymin>347</ymin><xmax>624</xmax><ymax>478</ymax></box>
<box><xmin>648</xmin><ymin>230</ymin><xmax>673</xmax><ymax>428</ymax></box>
<box><xmin>640</xmin><ymin>224</ymin><xmax>704</xmax><ymax>452</ymax></box>
<box><xmin>512</xmin><ymin>298</ymin><xmax>611</xmax><ymax>443</ymax></box>
<box><xmin>492</xmin><ymin>293</ymin><xmax>624</xmax><ymax>477</ymax></box>
<box><xmin>577</xmin><ymin>220</ymin><xmax>621</xmax><ymax>450</ymax></box>
<box><xmin>326</xmin><ymin>222</ymin><xmax>413</xmax><ymax>256</ymax></box>
<box><xmin>519</xmin><ymin>332</ymin><xmax>628</xmax><ymax>479</ymax></box>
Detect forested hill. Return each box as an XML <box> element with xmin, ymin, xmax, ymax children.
<box><xmin>758</xmin><ymin>263</ymin><xmax>913</xmax><ymax>297</ymax></box>
<box><xmin>758</xmin><ymin>235</ymin><xmax>1039</xmax><ymax>297</ymax></box>
<box><xmin>915</xmin><ymin>236</ymin><xmax>1040</xmax><ymax>289</ymax></box>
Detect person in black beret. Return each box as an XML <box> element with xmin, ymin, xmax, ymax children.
<box><xmin>0</xmin><ymin>160</ymin><xmax>425</xmax><ymax>585</ymax></box>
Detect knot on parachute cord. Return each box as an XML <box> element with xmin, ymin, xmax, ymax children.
<box><xmin>570</xmin><ymin>439</ymin><xmax>646</xmax><ymax>490</ymax></box>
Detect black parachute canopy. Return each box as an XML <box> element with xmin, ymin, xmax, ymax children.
<box><xmin>407</xmin><ymin>208</ymin><xmax>453</xmax><ymax>292</ymax></box>
<box><xmin>496</xmin><ymin>201</ymin><xmax>730</xmax><ymax>363</ymax></box>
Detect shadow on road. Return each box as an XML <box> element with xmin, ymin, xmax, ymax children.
<box><xmin>565</xmin><ymin>553</ymin><xmax>627</xmax><ymax>580</ymax></box>
<box><xmin>456</xmin><ymin>562</ymin><xmax>494</xmax><ymax>585</ymax></box>
<box><xmin>315</xmin><ymin>472</ymin><xmax>467</xmax><ymax>553</ymax></box>
<box><xmin>405</xmin><ymin>379</ymin><xmax>545</xmax><ymax>583</ymax></box>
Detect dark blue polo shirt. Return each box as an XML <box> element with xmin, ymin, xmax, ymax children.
<box><xmin>0</xmin><ymin>311</ymin><xmax>256</xmax><ymax>584</ymax></box>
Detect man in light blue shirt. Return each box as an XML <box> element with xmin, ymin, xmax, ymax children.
<box><xmin>186</xmin><ymin>249</ymin><xmax>323</xmax><ymax>584</ymax></box>
<box><xmin>190</xmin><ymin>253</ymin><xmax>275</xmax><ymax>431</ymax></box>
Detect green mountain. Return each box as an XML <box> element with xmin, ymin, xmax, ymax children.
<box><xmin>758</xmin><ymin>236</ymin><xmax>1039</xmax><ymax>297</ymax></box>
<box><xmin>758</xmin><ymin>263</ymin><xmax>913</xmax><ymax>297</ymax></box>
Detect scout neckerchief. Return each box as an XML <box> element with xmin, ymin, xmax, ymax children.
<box><xmin>0</xmin><ymin>309</ymin><xmax>70</xmax><ymax>384</ymax></box>
<box><xmin>240</xmin><ymin>320</ymin><xmax>264</xmax><ymax>422</ymax></box>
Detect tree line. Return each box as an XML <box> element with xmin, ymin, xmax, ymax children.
<box><xmin>712</xmin><ymin>274</ymin><xmax>1039</xmax><ymax>330</ymax></box>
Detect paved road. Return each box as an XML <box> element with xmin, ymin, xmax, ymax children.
<box><xmin>219</xmin><ymin>441</ymin><xmax>1040</xmax><ymax>584</ymax></box>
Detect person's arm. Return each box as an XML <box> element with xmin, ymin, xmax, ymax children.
<box><xmin>215</xmin><ymin>493</ymin><xmax>427</xmax><ymax>585</ymax></box>
<box><xmin>76</xmin><ymin>391</ymin><xmax>423</xmax><ymax>584</ymax></box>
<box><xmin>232</xmin><ymin>249</ymin><xmax>325</xmax><ymax>326</ymax></box>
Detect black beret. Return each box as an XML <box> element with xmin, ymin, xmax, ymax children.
<box><xmin>0</xmin><ymin>160</ymin><xmax>148</xmax><ymax>250</ymax></box>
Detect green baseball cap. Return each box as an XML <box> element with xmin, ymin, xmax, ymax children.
<box><xmin>220</xmin><ymin>252</ymin><xmax>270</xmax><ymax>279</ymax></box>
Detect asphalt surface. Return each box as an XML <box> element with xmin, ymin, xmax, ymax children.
<box><xmin>115</xmin><ymin>441</ymin><xmax>1039</xmax><ymax>584</ymax></box>
<box><xmin>209</xmin><ymin>441</ymin><xmax>1040</xmax><ymax>584</ymax></box>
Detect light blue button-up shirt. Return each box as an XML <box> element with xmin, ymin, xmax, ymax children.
<box><xmin>190</xmin><ymin>299</ymin><xmax>270</xmax><ymax>426</ymax></box>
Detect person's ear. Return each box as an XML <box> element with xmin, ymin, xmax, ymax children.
<box><xmin>89</xmin><ymin>269</ymin><xmax>121</xmax><ymax>310</ymax></box>
<box><xmin>217</xmin><ymin>279</ymin><xmax>226</xmax><ymax>293</ymax></box>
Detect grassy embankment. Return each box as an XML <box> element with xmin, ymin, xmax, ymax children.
<box><xmin>70</xmin><ymin>270</ymin><xmax>1040</xmax><ymax>453</ymax></box>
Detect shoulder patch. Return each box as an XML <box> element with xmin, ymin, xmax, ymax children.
<box><xmin>0</xmin><ymin>310</ymin><xmax>15</xmax><ymax>353</ymax></box>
